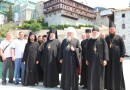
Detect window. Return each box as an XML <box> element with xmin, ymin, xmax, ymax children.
<box><xmin>122</xmin><ymin>24</ymin><xmax>125</xmax><ymax>29</ymax></box>
<box><xmin>122</xmin><ymin>13</ymin><xmax>125</xmax><ymax>18</ymax></box>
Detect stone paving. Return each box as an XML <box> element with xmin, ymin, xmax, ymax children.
<box><xmin>0</xmin><ymin>58</ymin><xmax>130</xmax><ymax>90</ymax></box>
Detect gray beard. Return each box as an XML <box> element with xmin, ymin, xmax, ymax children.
<box><xmin>91</xmin><ymin>35</ymin><xmax>99</xmax><ymax>39</ymax></box>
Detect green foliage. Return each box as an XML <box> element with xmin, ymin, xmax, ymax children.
<box><xmin>47</xmin><ymin>24</ymin><xmax>93</xmax><ymax>30</ymax></box>
<box><xmin>18</xmin><ymin>17</ymin><xmax>93</xmax><ymax>31</ymax></box>
<box><xmin>7</xmin><ymin>4</ymin><xmax>13</xmax><ymax>22</ymax></box>
<box><xmin>19</xmin><ymin>23</ymin><xmax>31</xmax><ymax>29</ymax></box>
<box><xmin>42</xmin><ymin>22</ymin><xmax>48</xmax><ymax>29</ymax></box>
<box><xmin>30</xmin><ymin>21</ymin><xmax>42</xmax><ymax>32</ymax></box>
<box><xmin>37</xmin><ymin>17</ymin><xmax>44</xmax><ymax>24</ymax></box>
<box><xmin>0</xmin><ymin>23</ymin><xmax>17</xmax><ymax>37</ymax></box>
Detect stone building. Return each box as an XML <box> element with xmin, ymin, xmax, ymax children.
<box><xmin>97</xmin><ymin>8</ymin><xmax>130</xmax><ymax>56</ymax></box>
<box><xmin>35</xmin><ymin>1</ymin><xmax>45</xmax><ymax>19</ymax></box>
<box><xmin>44</xmin><ymin>0</ymin><xmax>96</xmax><ymax>26</ymax></box>
<box><xmin>0</xmin><ymin>12</ymin><xmax>6</xmax><ymax>27</ymax></box>
<box><xmin>114</xmin><ymin>8</ymin><xmax>130</xmax><ymax>56</ymax></box>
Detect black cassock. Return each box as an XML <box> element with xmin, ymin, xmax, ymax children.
<box><xmin>37</xmin><ymin>43</ymin><xmax>44</xmax><ymax>82</ymax></box>
<box><xmin>43</xmin><ymin>39</ymin><xmax>61</xmax><ymax>87</ymax></box>
<box><xmin>60</xmin><ymin>38</ymin><xmax>80</xmax><ymax>90</ymax></box>
<box><xmin>105</xmin><ymin>35</ymin><xmax>126</xmax><ymax>90</ymax></box>
<box><xmin>86</xmin><ymin>37</ymin><xmax>109</xmax><ymax>90</ymax></box>
<box><xmin>22</xmin><ymin>42</ymin><xmax>39</xmax><ymax>86</ymax></box>
<box><xmin>80</xmin><ymin>39</ymin><xmax>89</xmax><ymax>86</ymax></box>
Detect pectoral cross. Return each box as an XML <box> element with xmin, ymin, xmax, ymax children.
<box><xmin>67</xmin><ymin>45</ymin><xmax>70</xmax><ymax>48</ymax></box>
<box><xmin>48</xmin><ymin>44</ymin><xmax>51</xmax><ymax>49</ymax></box>
<box><xmin>93</xmin><ymin>46</ymin><xmax>97</xmax><ymax>54</ymax></box>
<box><xmin>109</xmin><ymin>42</ymin><xmax>112</xmax><ymax>48</ymax></box>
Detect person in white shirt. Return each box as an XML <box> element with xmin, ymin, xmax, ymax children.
<box><xmin>0</xmin><ymin>32</ymin><xmax>14</xmax><ymax>85</ymax></box>
<box><xmin>11</xmin><ymin>31</ymin><xmax>27</xmax><ymax>85</ymax></box>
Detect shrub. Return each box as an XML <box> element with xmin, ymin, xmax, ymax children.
<box><xmin>30</xmin><ymin>22</ymin><xmax>42</xmax><ymax>32</ymax></box>
<box><xmin>0</xmin><ymin>23</ymin><xmax>17</xmax><ymax>37</ymax></box>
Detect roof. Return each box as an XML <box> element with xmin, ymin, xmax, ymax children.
<box><xmin>44</xmin><ymin>0</ymin><xmax>94</xmax><ymax>10</ymax></box>
<box><xmin>115</xmin><ymin>8</ymin><xmax>130</xmax><ymax>12</ymax></box>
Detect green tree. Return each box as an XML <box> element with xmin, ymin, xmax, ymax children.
<box><xmin>0</xmin><ymin>23</ymin><xmax>17</xmax><ymax>37</ymax></box>
<box><xmin>30</xmin><ymin>21</ymin><xmax>42</xmax><ymax>32</ymax></box>
<box><xmin>7</xmin><ymin>4</ymin><xmax>13</xmax><ymax>22</ymax></box>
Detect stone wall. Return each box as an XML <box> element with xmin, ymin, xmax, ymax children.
<box><xmin>11</xmin><ymin>27</ymin><xmax>92</xmax><ymax>41</ymax></box>
<box><xmin>44</xmin><ymin>11</ymin><xmax>94</xmax><ymax>26</ymax></box>
<box><xmin>114</xmin><ymin>10</ymin><xmax>130</xmax><ymax>56</ymax></box>
<box><xmin>11</xmin><ymin>26</ymin><xmax>108</xmax><ymax>42</ymax></box>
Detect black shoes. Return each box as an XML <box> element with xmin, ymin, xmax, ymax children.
<box><xmin>2</xmin><ymin>81</ymin><xmax>6</xmax><ymax>85</ymax></box>
<box><xmin>8</xmin><ymin>81</ymin><xmax>14</xmax><ymax>84</ymax></box>
<box><xmin>15</xmin><ymin>82</ymin><xmax>19</xmax><ymax>85</ymax></box>
<box><xmin>82</xmin><ymin>85</ymin><xmax>87</xmax><ymax>89</ymax></box>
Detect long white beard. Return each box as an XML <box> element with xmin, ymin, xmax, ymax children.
<box><xmin>67</xmin><ymin>37</ymin><xmax>72</xmax><ymax>42</ymax></box>
<box><xmin>91</xmin><ymin>34</ymin><xmax>100</xmax><ymax>39</ymax></box>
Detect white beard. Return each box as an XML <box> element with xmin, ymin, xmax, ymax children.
<box><xmin>91</xmin><ymin>34</ymin><xmax>100</xmax><ymax>39</ymax></box>
<box><xmin>67</xmin><ymin>37</ymin><xmax>72</xmax><ymax>42</ymax></box>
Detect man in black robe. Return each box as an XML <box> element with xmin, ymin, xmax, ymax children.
<box><xmin>22</xmin><ymin>32</ymin><xmax>39</xmax><ymax>86</ymax></box>
<box><xmin>37</xmin><ymin>35</ymin><xmax>44</xmax><ymax>82</ymax></box>
<box><xmin>60</xmin><ymin>27</ymin><xmax>80</xmax><ymax>90</ymax></box>
<box><xmin>86</xmin><ymin>26</ymin><xmax>109</xmax><ymax>90</ymax></box>
<box><xmin>43</xmin><ymin>28</ymin><xmax>61</xmax><ymax>88</ymax></box>
<box><xmin>37</xmin><ymin>35</ymin><xmax>47</xmax><ymax>83</ymax></box>
<box><xmin>105</xmin><ymin>23</ymin><xmax>126</xmax><ymax>90</ymax></box>
<box><xmin>80</xmin><ymin>29</ymin><xmax>91</xmax><ymax>89</ymax></box>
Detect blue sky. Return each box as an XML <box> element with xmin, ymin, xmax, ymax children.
<box><xmin>75</xmin><ymin>0</ymin><xmax>130</xmax><ymax>9</ymax></box>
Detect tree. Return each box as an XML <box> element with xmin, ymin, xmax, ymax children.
<box><xmin>30</xmin><ymin>21</ymin><xmax>42</xmax><ymax>32</ymax></box>
<box><xmin>7</xmin><ymin>4</ymin><xmax>13</xmax><ymax>22</ymax></box>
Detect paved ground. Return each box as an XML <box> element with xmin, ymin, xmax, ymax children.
<box><xmin>0</xmin><ymin>58</ymin><xmax>130</xmax><ymax>90</ymax></box>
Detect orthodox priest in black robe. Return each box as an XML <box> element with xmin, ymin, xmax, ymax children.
<box><xmin>37</xmin><ymin>35</ymin><xmax>44</xmax><ymax>82</ymax></box>
<box><xmin>60</xmin><ymin>27</ymin><xmax>80</xmax><ymax>90</ymax></box>
<box><xmin>22</xmin><ymin>32</ymin><xmax>39</xmax><ymax>86</ymax></box>
<box><xmin>37</xmin><ymin>35</ymin><xmax>47</xmax><ymax>83</ymax></box>
<box><xmin>105</xmin><ymin>23</ymin><xmax>126</xmax><ymax>90</ymax></box>
<box><xmin>80</xmin><ymin>29</ymin><xmax>91</xmax><ymax>89</ymax></box>
<box><xmin>86</xmin><ymin>27</ymin><xmax>109</xmax><ymax>90</ymax></box>
<box><xmin>43</xmin><ymin>28</ymin><xmax>61</xmax><ymax>87</ymax></box>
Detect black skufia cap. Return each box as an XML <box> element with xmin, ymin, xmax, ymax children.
<box><xmin>85</xmin><ymin>29</ymin><xmax>91</xmax><ymax>33</ymax></box>
<box><xmin>92</xmin><ymin>26</ymin><xmax>99</xmax><ymax>32</ymax></box>
<box><xmin>109</xmin><ymin>22</ymin><xmax>116</xmax><ymax>28</ymax></box>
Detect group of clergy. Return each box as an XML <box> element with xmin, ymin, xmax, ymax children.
<box><xmin>16</xmin><ymin>22</ymin><xmax>126</xmax><ymax>90</ymax></box>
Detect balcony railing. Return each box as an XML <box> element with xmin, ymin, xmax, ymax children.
<box><xmin>61</xmin><ymin>12</ymin><xmax>79</xmax><ymax>20</ymax></box>
<box><xmin>44</xmin><ymin>7</ymin><xmax>95</xmax><ymax>19</ymax></box>
<box><xmin>44</xmin><ymin>0</ymin><xmax>95</xmax><ymax>14</ymax></box>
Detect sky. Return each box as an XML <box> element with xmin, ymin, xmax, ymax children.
<box><xmin>75</xmin><ymin>0</ymin><xmax>130</xmax><ymax>9</ymax></box>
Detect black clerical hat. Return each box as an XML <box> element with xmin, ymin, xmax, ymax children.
<box><xmin>92</xmin><ymin>26</ymin><xmax>99</xmax><ymax>32</ymax></box>
<box><xmin>109</xmin><ymin>22</ymin><xmax>116</xmax><ymax>28</ymax></box>
<box><xmin>47</xmin><ymin>28</ymin><xmax>58</xmax><ymax>40</ymax></box>
<box><xmin>28</xmin><ymin>32</ymin><xmax>37</xmax><ymax>42</ymax></box>
<box><xmin>85</xmin><ymin>29</ymin><xmax>91</xmax><ymax>33</ymax></box>
<box><xmin>29</xmin><ymin>32</ymin><xmax>35</xmax><ymax>36</ymax></box>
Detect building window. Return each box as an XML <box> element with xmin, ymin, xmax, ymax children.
<box><xmin>122</xmin><ymin>13</ymin><xmax>125</xmax><ymax>18</ymax></box>
<box><xmin>122</xmin><ymin>24</ymin><xmax>125</xmax><ymax>29</ymax></box>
